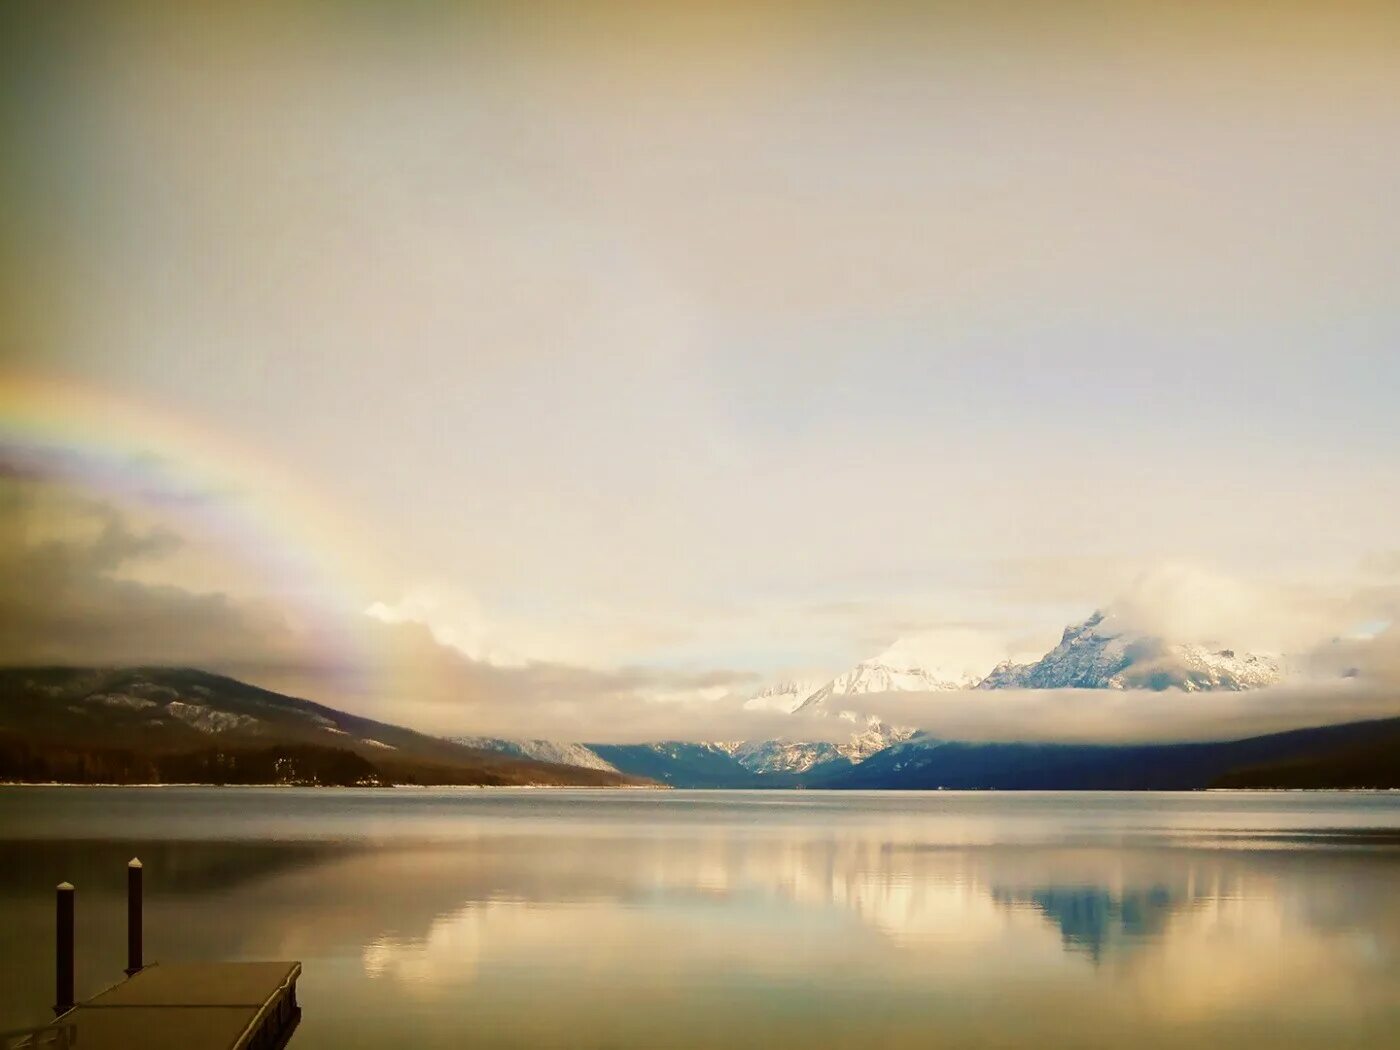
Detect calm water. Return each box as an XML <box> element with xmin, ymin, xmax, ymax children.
<box><xmin>0</xmin><ymin>789</ymin><xmax>1397</xmax><ymax>1049</ymax></box>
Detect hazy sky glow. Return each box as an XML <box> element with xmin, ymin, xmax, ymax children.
<box><xmin>3</xmin><ymin>2</ymin><xmax>1399</xmax><ymax>740</ymax></box>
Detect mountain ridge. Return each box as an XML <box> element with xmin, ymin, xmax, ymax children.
<box><xmin>463</xmin><ymin>611</ymin><xmax>1296</xmax><ymax>781</ymax></box>
<box><xmin>977</xmin><ymin>612</ymin><xmax>1282</xmax><ymax>691</ymax></box>
<box><xmin>0</xmin><ymin>667</ymin><xmax>651</xmax><ymax>787</ymax></box>
<box><xmin>3</xmin><ymin>665</ymin><xmax>1390</xmax><ymax>790</ymax></box>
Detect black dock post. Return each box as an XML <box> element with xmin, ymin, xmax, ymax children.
<box><xmin>55</xmin><ymin>881</ymin><xmax>74</xmax><ymax>1016</ymax></box>
<box><xmin>126</xmin><ymin>857</ymin><xmax>143</xmax><ymax>976</ymax></box>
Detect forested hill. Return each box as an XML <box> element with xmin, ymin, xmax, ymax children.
<box><xmin>809</xmin><ymin>716</ymin><xmax>1400</xmax><ymax>791</ymax></box>
<box><xmin>0</xmin><ymin>667</ymin><xmax>652</xmax><ymax>787</ymax></box>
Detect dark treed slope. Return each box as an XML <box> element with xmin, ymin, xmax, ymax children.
<box><xmin>1211</xmin><ymin>727</ymin><xmax>1400</xmax><ymax>789</ymax></box>
<box><xmin>0</xmin><ymin>734</ymin><xmax>385</xmax><ymax>786</ymax></box>
<box><xmin>811</xmin><ymin>717</ymin><xmax>1400</xmax><ymax>790</ymax></box>
<box><xmin>0</xmin><ymin>667</ymin><xmax>652</xmax><ymax>787</ymax></box>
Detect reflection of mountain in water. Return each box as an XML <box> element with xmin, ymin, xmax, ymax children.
<box><xmin>991</xmin><ymin>884</ymin><xmax>1179</xmax><ymax>962</ymax></box>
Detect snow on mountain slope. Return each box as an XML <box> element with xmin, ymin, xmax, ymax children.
<box><xmin>729</xmin><ymin>739</ymin><xmax>844</xmax><ymax>774</ymax></box>
<box><xmin>728</xmin><ymin>614</ymin><xmax>1283</xmax><ymax>773</ymax></box>
<box><xmin>832</xmin><ymin>711</ymin><xmax>917</xmax><ymax>761</ymax></box>
<box><xmin>1161</xmin><ymin>644</ymin><xmax>1282</xmax><ymax>690</ymax></box>
<box><xmin>453</xmin><ymin>612</ymin><xmax>1286</xmax><ymax>780</ymax></box>
<box><xmin>451</xmin><ymin>737</ymin><xmax>619</xmax><ymax>772</ymax></box>
<box><xmin>795</xmin><ymin>660</ymin><xmax>973</xmax><ymax>712</ymax></box>
<box><xmin>725</xmin><ymin>659</ymin><xmax>946</xmax><ymax>773</ymax></box>
<box><xmin>742</xmin><ymin>679</ymin><xmax>821</xmax><ymax>714</ymax></box>
<box><xmin>977</xmin><ymin>612</ymin><xmax>1282</xmax><ymax>691</ymax></box>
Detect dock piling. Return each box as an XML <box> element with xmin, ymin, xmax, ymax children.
<box><xmin>34</xmin><ymin>862</ymin><xmax>299</xmax><ymax>1048</ymax></box>
<box><xmin>126</xmin><ymin>858</ymin><xmax>143</xmax><ymax>976</ymax></box>
<box><xmin>55</xmin><ymin>881</ymin><xmax>75</xmax><ymax>1016</ymax></box>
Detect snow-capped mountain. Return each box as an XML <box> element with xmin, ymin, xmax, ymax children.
<box><xmin>450</xmin><ymin>737</ymin><xmax>619</xmax><ymax>772</ymax></box>
<box><xmin>723</xmin><ymin>728</ymin><xmax>896</xmax><ymax>774</ymax></box>
<box><xmin>742</xmin><ymin>679</ymin><xmax>821</xmax><ymax>714</ymax></box>
<box><xmin>832</xmin><ymin>711</ymin><xmax>918</xmax><ymax>761</ymax></box>
<box><xmin>795</xmin><ymin>659</ymin><xmax>976</xmax><ymax>713</ymax></box>
<box><xmin>454</xmin><ymin>610</ymin><xmax>1288</xmax><ymax>783</ymax></box>
<box><xmin>614</xmin><ymin>619</ymin><xmax>1282</xmax><ymax>776</ymax></box>
<box><xmin>977</xmin><ymin>612</ymin><xmax>1282</xmax><ymax>691</ymax></box>
<box><xmin>727</xmin><ymin>739</ymin><xmax>844</xmax><ymax>774</ymax></box>
<box><xmin>730</xmin><ymin>658</ymin><xmax>955</xmax><ymax>772</ymax></box>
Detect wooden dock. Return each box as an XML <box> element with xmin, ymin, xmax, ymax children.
<box><xmin>3</xmin><ymin>862</ymin><xmax>300</xmax><ymax>1050</ymax></box>
<box><xmin>8</xmin><ymin>961</ymin><xmax>301</xmax><ymax>1050</ymax></box>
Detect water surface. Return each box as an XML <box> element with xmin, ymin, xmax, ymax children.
<box><xmin>0</xmin><ymin>788</ymin><xmax>1396</xmax><ymax>1048</ymax></box>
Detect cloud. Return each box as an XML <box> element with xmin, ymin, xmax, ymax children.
<box><xmin>349</xmin><ymin>598</ymin><xmax>1400</xmax><ymax>743</ymax></box>
<box><xmin>0</xmin><ymin>475</ymin><xmax>300</xmax><ymax>668</ymax></box>
<box><xmin>356</xmin><ymin>616</ymin><xmax>768</xmax><ymax>740</ymax></box>
<box><xmin>873</xmin><ymin>625</ymin><xmax>1040</xmax><ymax>682</ymax></box>
<box><xmin>365</xmin><ymin>587</ymin><xmax>523</xmax><ymax>667</ymax></box>
<box><xmin>6</xmin><ymin>1</ymin><xmax>1400</xmax><ymax>756</ymax></box>
<box><xmin>941</xmin><ymin>561</ymin><xmax>1398</xmax><ymax>667</ymax></box>
<box><xmin>1304</xmin><ymin>623</ymin><xmax>1400</xmax><ymax>682</ymax></box>
<box><xmin>0</xmin><ymin>464</ymin><xmax>774</xmax><ymax>740</ymax></box>
<box><xmin>1361</xmin><ymin>551</ymin><xmax>1400</xmax><ymax>577</ymax></box>
<box><xmin>1096</xmin><ymin>563</ymin><xmax>1370</xmax><ymax>654</ymax></box>
<box><xmin>7</xmin><ymin>451</ymin><xmax>1400</xmax><ymax>748</ymax></box>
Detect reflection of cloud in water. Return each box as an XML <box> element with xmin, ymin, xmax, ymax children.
<box><xmin>323</xmin><ymin>838</ymin><xmax>1398</xmax><ymax>985</ymax></box>
<box><xmin>4</xmin><ymin>790</ymin><xmax>1399</xmax><ymax>1047</ymax></box>
<box><xmin>362</xmin><ymin>902</ymin><xmax>494</xmax><ymax>992</ymax></box>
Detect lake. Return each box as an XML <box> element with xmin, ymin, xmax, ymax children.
<box><xmin>0</xmin><ymin>788</ymin><xmax>1397</xmax><ymax>1048</ymax></box>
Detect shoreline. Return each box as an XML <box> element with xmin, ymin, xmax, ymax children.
<box><xmin>0</xmin><ymin>782</ymin><xmax>1392</xmax><ymax>793</ymax></box>
<box><xmin>0</xmin><ymin>780</ymin><xmax>668</xmax><ymax>790</ymax></box>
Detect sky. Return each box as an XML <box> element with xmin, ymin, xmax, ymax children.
<box><xmin>3</xmin><ymin>2</ymin><xmax>1400</xmax><ymax>741</ymax></box>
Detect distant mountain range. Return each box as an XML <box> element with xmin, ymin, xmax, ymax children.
<box><xmin>0</xmin><ymin>667</ymin><xmax>649</xmax><ymax>787</ymax></box>
<box><xmin>0</xmin><ymin>662</ymin><xmax>1393</xmax><ymax>790</ymax></box>
<box><xmin>575</xmin><ymin>717</ymin><xmax>1400</xmax><ymax>790</ymax></box>
<box><xmin>463</xmin><ymin>611</ymin><xmax>1315</xmax><ymax>786</ymax></box>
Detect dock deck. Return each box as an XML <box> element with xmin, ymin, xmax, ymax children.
<box><xmin>10</xmin><ymin>961</ymin><xmax>301</xmax><ymax>1050</ymax></box>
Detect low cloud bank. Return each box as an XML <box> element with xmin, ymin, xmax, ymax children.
<box><xmin>6</xmin><ymin>454</ymin><xmax>1400</xmax><ymax>749</ymax></box>
<box><xmin>444</xmin><ymin>679</ymin><xmax>1400</xmax><ymax>747</ymax></box>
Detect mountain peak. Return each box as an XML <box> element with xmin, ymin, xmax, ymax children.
<box><xmin>742</xmin><ymin>679</ymin><xmax>821</xmax><ymax>714</ymax></box>
<box><xmin>980</xmin><ymin>614</ymin><xmax>1280</xmax><ymax>692</ymax></box>
<box><xmin>1059</xmin><ymin>610</ymin><xmax>1110</xmax><ymax>647</ymax></box>
<box><xmin>795</xmin><ymin>659</ymin><xmax>973</xmax><ymax>713</ymax></box>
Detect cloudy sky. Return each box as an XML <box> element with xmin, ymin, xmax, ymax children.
<box><xmin>3</xmin><ymin>2</ymin><xmax>1399</xmax><ymax>740</ymax></box>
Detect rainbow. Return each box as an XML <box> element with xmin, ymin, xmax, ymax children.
<box><xmin>0</xmin><ymin>370</ymin><xmax>385</xmax><ymax>694</ymax></box>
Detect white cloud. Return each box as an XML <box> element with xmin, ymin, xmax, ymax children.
<box><xmin>9</xmin><ymin>4</ymin><xmax>1400</xmax><ymax>747</ymax></box>
<box><xmin>365</xmin><ymin>587</ymin><xmax>523</xmax><ymax>667</ymax></box>
<box><xmin>1098</xmin><ymin>562</ymin><xmax>1400</xmax><ymax>656</ymax></box>
<box><xmin>875</xmin><ymin>626</ymin><xmax>1038</xmax><ymax>682</ymax></box>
